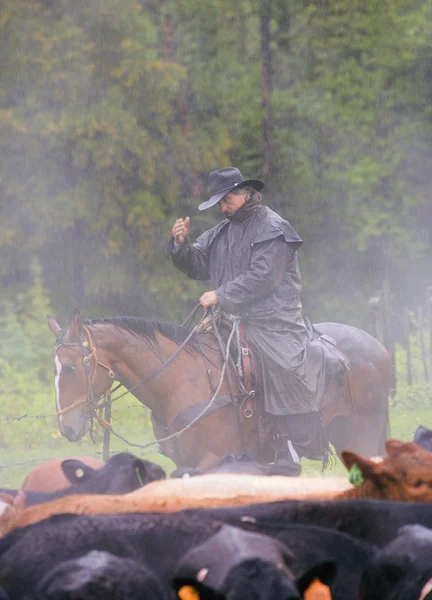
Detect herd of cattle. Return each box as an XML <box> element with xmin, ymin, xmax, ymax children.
<box><xmin>1</xmin><ymin>425</ymin><xmax>432</xmax><ymax>599</ymax></box>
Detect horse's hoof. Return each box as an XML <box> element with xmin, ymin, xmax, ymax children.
<box><xmin>268</xmin><ymin>450</ymin><xmax>302</xmax><ymax>477</ymax></box>
<box><xmin>269</xmin><ymin>464</ymin><xmax>302</xmax><ymax>477</ymax></box>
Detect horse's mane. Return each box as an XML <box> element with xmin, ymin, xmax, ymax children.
<box><xmin>83</xmin><ymin>316</ymin><xmax>202</xmax><ymax>353</ymax></box>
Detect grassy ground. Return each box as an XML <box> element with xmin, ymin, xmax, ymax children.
<box><xmin>302</xmin><ymin>403</ymin><xmax>429</xmax><ymax>476</ymax></box>
<box><xmin>0</xmin><ymin>404</ymin><xmax>429</xmax><ymax>488</ymax></box>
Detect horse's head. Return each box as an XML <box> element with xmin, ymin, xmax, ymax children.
<box><xmin>48</xmin><ymin>309</ymin><xmax>115</xmax><ymax>442</ymax></box>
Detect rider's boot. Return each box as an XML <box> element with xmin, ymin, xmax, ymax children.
<box><xmin>287</xmin><ymin>412</ymin><xmax>329</xmax><ymax>462</ymax></box>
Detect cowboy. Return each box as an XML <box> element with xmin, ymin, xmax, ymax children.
<box><xmin>168</xmin><ymin>167</ymin><xmax>328</xmax><ymax>474</ymax></box>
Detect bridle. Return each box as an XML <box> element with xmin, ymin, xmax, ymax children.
<box><xmin>55</xmin><ymin>325</ymin><xmax>116</xmax><ymax>431</ymax></box>
<box><xmin>54</xmin><ymin>310</ymin><xmax>244</xmax><ymax>457</ymax></box>
<box><xmin>54</xmin><ymin>318</ymin><xmax>204</xmax><ymax>432</ymax></box>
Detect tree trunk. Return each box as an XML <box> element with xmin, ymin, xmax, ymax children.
<box><xmin>159</xmin><ymin>8</ymin><xmax>200</xmax><ymax>198</ymax></box>
<box><xmin>260</xmin><ymin>0</ymin><xmax>275</xmax><ymax>204</ymax></box>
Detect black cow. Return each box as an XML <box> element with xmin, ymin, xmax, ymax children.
<box><xmin>59</xmin><ymin>453</ymin><xmax>165</xmax><ymax>488</ymax></box>
<box><xmin>174</xmin><ymin>522</ymin><xmax>370</xmax><ymax>600</ymax></box>
<box><xmin>182</xmin><ymin>498</ymin><xmax>432</xmax><ymax>548</ymax></box>
<box><xmin>172</xmin><ymin>525</ymin><xmax>324</xmax><ymax>600</ymax></box>
<box><xmin>28</xmin><ymin>550</ymin><xmax>173</xmax><ymax>600</ymax></box>
<box><xmin>273</xmin><ymin>525</ymin><xmax>374</xmax><ymax>600</ymax></box>
<box><xmin>359</xmin><ymin>524</ymin><xmax>432</xmax><ymax>600</ymax></box>
<box><xmin>0</xmin><ymin>452</ymin><xmax>165</xmax><ymax>507</ymax></box>
<box><xmin>0</xmin><ymin>513</ymin><xmax>332</xmax><ymax>600</ymax></box>
<box><xmin>413</xmin><ymin>425</ymin><xmax>432</xmax><ymax>453</ymax></box>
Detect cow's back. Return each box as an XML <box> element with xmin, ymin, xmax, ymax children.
<box><xmin>21</xmin><ymin>457</ymin><xmax>104</xmax><ymax>492</ymax></box>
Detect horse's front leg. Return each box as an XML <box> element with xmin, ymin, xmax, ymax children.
<box><xmin>175</xmin><ymin>406</ymin><xmax>242</xmax><ymax>470</ymax></box>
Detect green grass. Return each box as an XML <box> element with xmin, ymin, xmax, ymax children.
<box><xmin>0</xmin><ymin>446</ymin><xmax>176</xmax><ymax>489</ymax></box>
<box><xmin>301</xmin><ymin>404</ymin><xmax>430</xmax><ymax>477</ymax></box>
<box><xmin>0</xmin><ymin>404</ymin><xmax>429</xmax><ymax>488</ymax></box>
<box><xmin>0</xmin><ymin>436</ymin><xmax>176</xmax><ymax>489</ymax></box>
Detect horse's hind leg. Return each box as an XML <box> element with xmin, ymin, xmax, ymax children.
<box><xmin>326</xmin><ymin>410</ymin><xmax>388</xmax><ymax>459</ymax></box>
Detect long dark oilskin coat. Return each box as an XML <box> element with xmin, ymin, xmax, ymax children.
<box><xmin>168</xmin><ymin>203</ymin><xmax>328</xmax><ymax>415</ymax></box>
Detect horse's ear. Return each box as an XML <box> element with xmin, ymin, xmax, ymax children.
<box><xmin>47</xmin><ymin>316</ymin><xmax>61</xmax><ymax>337</ymax></box>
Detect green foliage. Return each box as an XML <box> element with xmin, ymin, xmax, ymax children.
<box><xmin>1</xmin><ymin>0</ymin><xmax>432</xmax><ymax>476</ymax></box>
<box><xmin>0</xmin><ymin>262</ymin><xmax>166</xmax><ymax>479</ymax></box>
<box><xmin>394</xmin><ymin>324</ymin><xmax>430</xmax><ymax>383</ymax></box>
<box><xmin>0</xmin><ymin>0</ymin><xmax>431</xmax><ymax>323</ymax></box>
<box><xmin>393</xmin><ymin>324</ymin><xmax>432</xmax><ymax>410</ymax></box>
<box><xmin>392</xmin><ymin>383</ymin><xmax>432</xmax><ymax>411</ymax></box>
<box><xmin>0</xmin><ymin>261</ymin><xmax>58</xmax><ymax>448</ymax></box>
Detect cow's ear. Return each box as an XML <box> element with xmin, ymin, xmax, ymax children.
<box><xmin>48</xmin><ymin>316</ymin><xmax>61</xmax><ymax>337</ymax></box>
<box><xmin>341</xmin><ymin>450</ymin><xmax>374</xmax><ymax>471</ymax></box>
<box><xmin>341</xmin><ymin>451</ymin><xmax>379</xmax><ymax>485</ymax></box>
<box><xmin>385</xmin><ymin>439</ymin><xmax>405</xmax><ymax>455</ymax></box>
<box><xmin>134</xmin><ymin>458</ymin><xmax>166</xmax><ymax>487</ymax></box>
<box><xmin>61</xmin><ymin>459</ymin><xmax>96</xmax><ymax>484</ymax></box>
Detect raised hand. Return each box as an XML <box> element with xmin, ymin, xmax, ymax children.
<box><xmin>172</xmin><ymin>217</ymin><xmax>190</xmax><ymax>245</ymax></box>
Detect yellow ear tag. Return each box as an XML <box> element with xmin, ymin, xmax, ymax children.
<box><xmin>178</xmin><ymin>586</ymin><xmax>200</xmax><ymax>600</ymax></box>
<box><xmin>304</xmin><ymin>578</ymin><xmax>332</xmax><ymax>600</ymax></box>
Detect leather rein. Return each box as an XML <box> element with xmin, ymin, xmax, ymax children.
<box><xmin>54</xmin><ymin>310</ymin><xmax>242</xmax><ymax>452</ymax></box>
<box><xmin>55</xmin><ymin>326</ymin><xmax>115</xmax><ymax>425</ymax></box>
<box><xmin>55</xmin><ymin>318</ymin><xmax>203</xmax><ymax>425</ymax></box>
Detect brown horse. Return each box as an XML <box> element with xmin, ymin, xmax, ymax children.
<box><xmin>48</xmin><ymin>310</ymin><xmax>391</xmax><ymax>471</ymax></box>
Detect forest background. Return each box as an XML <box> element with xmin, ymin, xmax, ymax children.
<box><xmin>1</xmin><ymin>0</ymin><xmax>432</xmax><ymax>482</ymax></box>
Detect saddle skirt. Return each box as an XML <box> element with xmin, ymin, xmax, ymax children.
<box><xmin>210</xmin><ymin>315</ymin><xmax>348</xmax><ymax>416</ymax></box>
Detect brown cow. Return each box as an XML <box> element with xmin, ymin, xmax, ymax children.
<box><xmin>339</xmin><ymin>439</ymin><xmax>432</xmax><ymax>501</ymax></box>
<box><xmin>0</xmin><ymin>476</ymin><xmax>350</xmax><ymax>537</ymax></box>
<box><xmin>21</xmin><ymin>456</ymin><xmax>104</xmax><ymax>492</ymax></box>
<box><xmin>3</xmin><ymin>440</ymin><xmax>432</xmax><ymax>537</ymax></box>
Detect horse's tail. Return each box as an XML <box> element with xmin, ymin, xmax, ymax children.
<box><xmin>379</xmin><ymin>400</ymin><xmax>391</xmax><ymax>456</ymax></box>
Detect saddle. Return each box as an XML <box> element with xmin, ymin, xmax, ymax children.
<box><xmin>205</xmin><ymin>314</ymin><xmax>350</xmax><ymax>464</ymax></box>
<box><xmin>197</xmin><ymin>313</ymin><xmax>257</xmax><ymax>404</ymax></box>
<box><xmin>154</xmin><ymin>313</ymin><xmax>349</xmax><ymax>465</ymax></box>
<box><xmin>204</xmin><ymin>314</ymin><xmax>349</xmax><ymax>413</ymax></box>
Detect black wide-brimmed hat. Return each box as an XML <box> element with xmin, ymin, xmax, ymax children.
<box><xmin>198</xmin><ymin>167</ymin><xmax>264</xmax><ymax>211</ymax></box>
